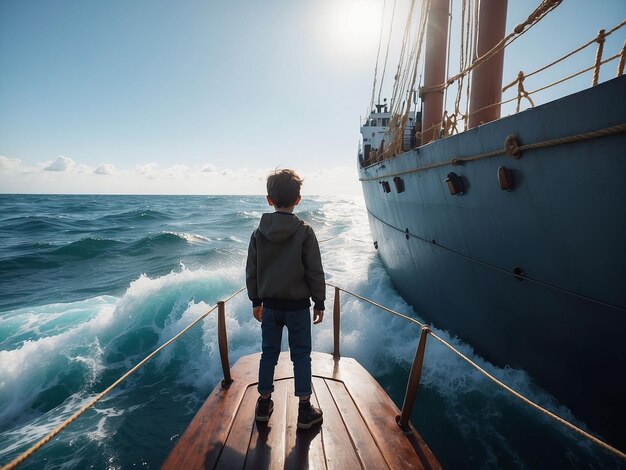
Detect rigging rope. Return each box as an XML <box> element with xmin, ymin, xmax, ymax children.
<box><xmin>372</xmin><ymin>1</ymin><xmax>623</xmax><ymax>156</ymax></box>
<box><xmin>377</xmin><ymin>0</ymin><xmax>398</xmax><ymax>105</ymax></box>
<box><xmin>391</xmin><ymin>0</ymin><xmax>418</xmax><ymax>118</ymax></box>
<box><xmin>383</xmin><ymin>0</ymin><xmax>430</xmax><ymax>159</ymax></box>
<box><xmin>443</xmin><ymin>0</ymin><xmax>562</xmax><ymax>89</ymax></box>
<box><xmin>404</xmin><ymin>0</ymin><xmax>563</xmax><ymax>138</ymax></box>
<box><xmin>443</xmin><ymin>0</ymin><xmax>454</xmax><ymax>123</ymax></box>
<box><xmin>369</xmin><ymin>0</ymin><xmax>388</xmax><ymax>116</ymax></box>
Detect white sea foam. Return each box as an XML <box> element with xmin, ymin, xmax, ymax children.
<box><xmin>0</xmin><ymin>299</ymin><xmax>116</xmax><ymax>425</ymax></box>
<box><xmin>0</xmin><ymin>266</ymin><xmax>245</xmax><ymax>428</ymax></box>
<box><xmin>162</xmin><ymin>231</ymin><xmax>211</xmax><ymax>244</ymax></box>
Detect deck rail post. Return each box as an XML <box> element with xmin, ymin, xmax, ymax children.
<box><xmin>397</xmin><ymin>326</ymin><xmax>430</xmax><ymax>431</ymax></box>
<box><xmin>217</xmin><ymin>300</ymin><xmax>233</xmax><ymax>388</ymax></box>
<box><xmin>333</xmin><ymin>287</ymin><xmax>340</xmax><ymax>358</ymax></box>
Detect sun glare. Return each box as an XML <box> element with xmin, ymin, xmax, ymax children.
<box><xmin>325</xmin><ymin>0</ymin><xmax>382</xmax><ymax>56</ymax></box>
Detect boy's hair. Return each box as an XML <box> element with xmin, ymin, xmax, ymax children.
<box><xmin>267</xmin><ymin>169</ymin><xmax>303</xmax><ymax>208</ymax></box>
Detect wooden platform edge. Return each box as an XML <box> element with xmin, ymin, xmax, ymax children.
<box><xmin>162</xmin><ymin>351</ymin><xmax>440</xmax><ymax>470</ymax></box>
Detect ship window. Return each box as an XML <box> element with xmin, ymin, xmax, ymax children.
<box><xmin>382</xmin><ymin>118</ymin><xmax>389</xmax><ymax>126</ymax></box>
<box><xmin>370</xmin><ymin>119</ymin><xmax>376</xmax><ymax>126</ymax></box>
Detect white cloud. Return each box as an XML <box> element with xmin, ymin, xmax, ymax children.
<box><xmin>166</xmin><ymin>164</ymin><xmax>189</xmax><ymax>179</ymax></box>
<box><xmin>0</xmin><ymin>156</ymin><xmax>361</xmax><ymax>196</ymax></box>
<box><xmin>0</xmin><ymin>156</ymin><xmax>21</xmax><ymax>172</ymax></box>
<box><xmin>44</xmin><ymin>155</ymin><xmax>75</xmax><ymax>172</ymax></box>
<box><xmin>135</xmin><ymin>163</ymin><xmax>159</xmax><ymax>180</ymax></box>
<box><xmin>94</xmin><ymin>164</ymin><xmax>115</xmax><ymax>175</ymax></box>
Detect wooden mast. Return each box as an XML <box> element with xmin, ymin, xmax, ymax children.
<box><xmin>468</xmin><ymin>0</ymin><xmax>508</xmax><ymax>128</ymax></box>
<box><xmin>420</xmin><ymin>0</ymin><xmax>450</xmax><ymax>145</ymax></box>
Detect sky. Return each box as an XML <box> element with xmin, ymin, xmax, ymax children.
<box><xmin>0</xmin><ymin>0</ymin><xmax>624</xmax><ymax>195</ymax></box>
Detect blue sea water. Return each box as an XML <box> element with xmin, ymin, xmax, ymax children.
<box><xmin>0</xmin><ymin>194</ymin><xmax>621</xmax><ymax>469</ymax></box>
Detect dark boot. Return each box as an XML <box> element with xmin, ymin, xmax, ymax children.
<box><xmin>297</xmin><ymin>400</ymin><xmax>323</xmax><ymax>429</ymax></box>
<box><xmin>255</xmin><ymin>396</ymin><xmax>274</xmax><ymax>422</ymax></box>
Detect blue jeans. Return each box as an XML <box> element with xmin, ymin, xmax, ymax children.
<box><xmin>258</xmin><ymin>307</ymin><xmax>312</xmax><ymax>397</ymax></box>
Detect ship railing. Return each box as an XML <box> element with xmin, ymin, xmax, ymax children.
<box><xmin>439</xmin><ymin>16</ymin><xmax>626</xmax><ymax>138</ymax></box>
<box><xmin>492</xmin><ymin>18</ymin><xmax>626</xmax><ymax>118</ymax></box>
<box><xmin>326</xmin><ymin>283</ymin><xmax>626</xmax><ymax>461</ymax></box>
<box><xmin>3</xmin><ymin>284</ymin><xmax>625</xmax><ymax>470</ymax></box>
<box><xmin>442</xmin><ymin>19</ymin><xmax>626</xmax><ymax>134</ymax></box>
<box><xmin>361</xmin><ymin>16</ymin><xmax>626</xmax><ymax>169</ymax></box>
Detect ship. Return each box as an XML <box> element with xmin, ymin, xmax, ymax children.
<box><xmin>358</xmin><ymin>0</ymin><xmax>626</xmax><ymax>449</ymax></box>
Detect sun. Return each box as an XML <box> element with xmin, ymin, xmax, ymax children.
<box><xmin>325</xmin><ymin>0</ymin><xmax>383</xmax><ymax>56</ymax></box>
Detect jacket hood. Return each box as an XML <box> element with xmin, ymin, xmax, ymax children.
<box><xmin>258</xmin><ymin>212</ymin><xmax>303</xmax><ymax>242</ymax></box>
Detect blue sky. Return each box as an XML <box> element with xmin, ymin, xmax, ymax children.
<box><xmin>1</xmin><ymin>0</ymin><xmax>624</xmax><ymax>195</ymax></box>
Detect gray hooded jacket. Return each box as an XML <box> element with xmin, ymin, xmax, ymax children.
<box><xmin>246</xmin><ymin>212</ymin><xmax>325</xmax><ymax>311</ymax></box>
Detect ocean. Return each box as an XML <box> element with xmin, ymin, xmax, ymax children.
<box><xmin>0</xmin><ymin>194</ymin><xmax>621</xmax><ymax>469</ymax></box>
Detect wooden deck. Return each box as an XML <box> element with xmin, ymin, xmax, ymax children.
<box><xmin>162</xmin><ymin>351</ymin><xmax>439</xmax><ymax>469</ymax></box>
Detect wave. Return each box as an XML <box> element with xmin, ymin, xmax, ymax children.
<box><xmin>161</xmin><ymin>231</ymin><xmax>211</xmax><ymax>245</ymax></box>
<box><xmin>0</xmin><ymin>217</ymin><xmax>68</xmax><ymax>234</ymax></box>
<box><xmin>50</xmin><ymin>238</ymin><xmax>124</xmax><ymax>259</ymax></box>
<box><xmin>0</xmin><ymin>238</ymin><xmax>123</xmax><ymax>273</ymax></box>
<box><xmin>1</xmin><ymin>233</ymin><xmax>212</xmax><ymax>269</ymax></box>
<box><xmin>125</xmin><ymin>232</ymin><xmax>204</xmax><ymax>254</ymax></box>
<box><xmin>97</xmin><ymin>209</ymin><xmax>174</xmax><ymax>224</ymax></box>
<box><xmin>0</xmin><ymin>267</ymin><xmax>245</xmax><ymax>432</ymax></box>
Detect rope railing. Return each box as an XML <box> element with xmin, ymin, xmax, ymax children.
<box><xmin>5</xmin><ymin>281</ymin><xmax>626</xmax><ymax>467</ymax></box>
<box><xmin>327</xmin><ymin>284</ymin><xmax>626</xmax><ymax>461</ymax></box>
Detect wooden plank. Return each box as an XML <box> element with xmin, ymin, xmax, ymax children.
<box><xmin>335</xmin><ymin>360</ymin><xmax>437</xmax><ymax>470</ymax></box>
<box><xmin>284</xmin><ymin>383</ymin><xmax>326</xmax><ymax>470</ymax></box>
<box><xmin>312</xmin><ymin>376</ymin><xmax>362</xmax><ymax>469</ymax></box>
<box><xmin>325</xmin><ymin>379</ymin><xmax>390</xmax><ymax>470</ymax></box>
<box><xmin>163</xmin><ymin>351</ymin><xmax>439</xmax><ymax>470</ymax></box>
<box><xmin>245</xmin><ymin>379</ymin><xmax>288</xmax><ymax>470</ymax></box>
<box><xmin>215</xmin><ymin>385</ymin><xmax>257</xmax><ymax>469</ymax></box>
<box><xmin>161</xmin><ymin>355</ymin><xmax>259</xmax><ymax>470</ymax></box>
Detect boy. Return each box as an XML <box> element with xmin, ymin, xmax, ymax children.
<box><xmin>246</xmin><ymin>169</ymin><xmax>325</xmax><ymax>429</ymax></box>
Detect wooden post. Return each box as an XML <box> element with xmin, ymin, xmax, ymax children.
<box><xmin>397</xmin><ymin>326</ymin><xmax>430</xmax><ymax>430</ymax></box>
<box><xmin>217</xmin><ymin>301</ymin><xmax>233</xmax><ymax>388</ymax></box>
<box><xmin>333</xmin><ymin>287</ymin><xmax>340</xmax><ymax>358</ymax></box>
